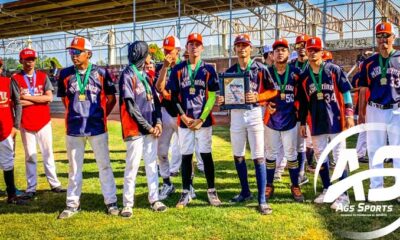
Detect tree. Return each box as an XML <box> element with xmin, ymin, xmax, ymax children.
<box><xmin>2</xmin><ymin>57</ymin><xmax>19</xmax><ymax>70</ymax></box>
<box><xmin>148</xmin><ymin>43</ymin><xmax>164</xmax><ymax>62</ymax></box>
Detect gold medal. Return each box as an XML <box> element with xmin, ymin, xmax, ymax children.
<box><xmin>317</xmin><ymin>92</ymin><xmax>324</xmax><ymax>100</ymax></box>
<box><xmin>189</xmin><ymin>87</ymin><xmax>196</xmax><ymax>95</ymax></box>
<box><xmin>78</xmin><ymin>94</ymin><xmax>86</xmax><ymax>101</ymax></box>
<box><xmin>380</xmin><ymin>77</ymin><xmax>387</xmax><ymax>85</ymax></box>
<box><xmin>280</xmin><ymin>93</ymin><xmax>286</xmax><ymax>100</ymax></box>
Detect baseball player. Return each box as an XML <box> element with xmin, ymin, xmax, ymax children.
<box><xmin>13</xmin><ymin>48</ymin><xmax>65</xmax><ymax>200</ymax></box>
<box><xmin>262</xmin><ymin>44</ymin><xmax>274</xmax><ymax>67</ymax></box>
<box><xmin>264</xmin><ymin>38</ymin><xmax>304</xmax><ymax>203</ymax></box>
<box><xmin>218</xmin><ymin>34</ymin><xmax>277</xmax><ymax>214</ymax></box>
<box><xmin>119</xmin><ymin>41</ymin><xmax>167</xmax><ymax>218</ymax></box>
<box><xmin>0</xmin><ymin>61</ymin><xmax>26</xmax><ymax>205</ymax></box>
<box><xmin>358</xmin><ymin>22</ymin><xmax>400</xmax><ymax>192</ymax></box>
<box><xmin>298</xmin><ymin>37</ymin><xmax>354</xmax><ymax>210</ymax></box>
<box><xmin>288</xmin><ymin>34</ymin><xmax>311</xmax><ymax>186</ymax></box>
<box><xmin>57</xmin><ymin>37</ymin><xmax>119</xmax><ymax>219</ymax></box>
<box><xmin>154</xmin><ymin>35</ymin><xmax>183</xmax><ymax>200</ymax></box>
<box><xmin>322</xmin><ymin>50</ymin><xmax>333</xmax><ymax>63</ymax></box>
<box><xmin>167</xmin><ymin>33</ymin><xmax>221</xmax><ymax>208</ymax></box>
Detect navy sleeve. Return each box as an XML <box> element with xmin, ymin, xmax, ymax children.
<box><xmin>166</xmin><ymin>66</ymin><xmax>179</xmax><ymax>93</ymax></box>
<box><xmin>358</xmin><ymin>61</ymin><xmax>368</xmax><ymax>87</ymax></box>
<box><xmin>102</xmin><ymin>68</ymin><xmax>117</xmax><ymax>95</ymax></box>
<box><xmin>205</xmin><ymin>65</ymin><xmax>219</xmax><ymax>92</ymax></box>
<box><xmin>262</xmin><ymin>66</ymin><xmax>275</xmax><ymax>90</ymax></box>
<box><xmin>333</xmin><ymin>64</ymin><xmax>352</xmax><ymax>93</ymax></box>
<box><xmin>57</xmin><ymin>68</ymin><xmax>68</xmax><ymax>97</ymax></box>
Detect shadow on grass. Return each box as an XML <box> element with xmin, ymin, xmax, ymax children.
<box><xmin>54</xmin><ymin>158</ymin><xmax>127</xmax><ymax>165</ymax></box>
<box><xmin>53</xmin><ymin>150</ymin><xmax>127</xmax><ymax>154</ymax></box>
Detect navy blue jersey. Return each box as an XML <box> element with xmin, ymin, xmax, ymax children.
<box><xmin>167</xmin><ymin>60</ymin><xmax>219</xmax><ymax>128</ymax></box>
<box><xmin>154</xmin><ymin>63</ymin><xmax>179</xmax><ymax>117</ymax></box>
<box><xmin>57</xmin><ymin>64</ymin><xmax>116</xmax><ymax>137</ymax></box>
<box><xmin>289</xmin><ymin>59</ymin><xmax>309</xmax><ymax>73</ymax></box>
<box><xmin>299</xmin><ymin>62</ymin><xmax>352</xmax><ymax>136</ymax></box>
<box><xmin>358</xmin><ymin>51</ymin><xmax>400</xmax><ymax>105</ymax></box>
<box><xmin>265</xmin><ymin>65</ymin><xmax>301</xmax><ymax>131</ymax></box>
<box><xmin>225</xmin><ymin>61</ymin><xmax>275</xmax><ymax>107</ymax></box>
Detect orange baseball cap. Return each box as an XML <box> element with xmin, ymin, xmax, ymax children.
<box><xmin>295</xmin><ymin>34</ymin><xmax>310</xmax><ymax>44</ymax></box>
<box><xmin>272</xmin><ymin>38</ymin><xmax>289</xmax><ymax>50</ymax></box>
<box><xmin>234</xmin><ymin>34</ymin><xmax>252</xmax><ymax>46</ymax></box>
<box><xmin>163</xmin><ymin>35</ymin><xmax>181</xmax><ymax>51</ymax></box>
<box><xmin>19</xmin><ymin>48</ymin><xmax>38</xmax><ymax>60</ymax></box>
<box><xmin>306</xmin><ymin>37</ymin><xmax>323</xmax><ymax>50</ymax></box>
<box><xmin>67</xmin><ymin>37</ymin><xmax>92</xmax><ymax>51</ymax></box>
<box><xmin>376</xmin><ymin>22</ymin><xmax>393</xmax><ymax>34</ymax></box>
<box><xmin>322</xmin><ymin>50</ymin><xmax>333</xmax><ymax>60</ymax></box>
<box><xmin>187</xmin><ymin>33</ymin><xmax>203</xmax><ymax>45</ymax></box>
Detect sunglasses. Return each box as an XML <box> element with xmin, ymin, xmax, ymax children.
<box><xmin>295</xmin><ymin>42</ymin><xmax>306</xmax><ymax>50</ymax></box>
<box><xmin>376</xmin><ymin>33</ymin><xmax>392</xmax><ymax>39</ymax></box>
<box><xmin>69</xmin><ymin>49</ymin><xmax>85</xmax><ymax>56</ymax></box>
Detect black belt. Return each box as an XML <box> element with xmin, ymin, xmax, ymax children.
<box><xmin>368</xmin><ymin>101</ymin><xmax>400</xmax><ymax>110</ymax></box>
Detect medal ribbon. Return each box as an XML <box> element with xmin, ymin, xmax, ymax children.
<box><xmin>273</xmin><ymin>64</ymin><xmax>289</xmax><ymax>94</ymax></box>
<box><xmin>187</xmin><ymin>59</ymin><xmax>202</xmax><ymax>88</ymax></box>
<box><xmin>378</xmin><ymin>49</ymin><xmax>395</xmax><ymax>80</ymax></box>
<box><xmin>75</xmin><ymin>63</ymin><xmax>92</xmax><ymax>95</ymax></box>
<box><xmin>131</xmin><ymin>64</ymin><xmax>151</xmax><ymax>95</ymax></box>
<box><xmin>309</xmin><ymin>62</ymin><xmax>324</xmax><ymax>93</ymax></box>
<box><xmin>22</xmin><ymin>71</ymin><xmax>36</xmax><ymax>96</ymax></box>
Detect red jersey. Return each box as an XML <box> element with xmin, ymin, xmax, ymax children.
<box><xmin>0</xmin><ymin>77</ymin><xmax>14</xmax><ymax>141</ymax></box>
<box><xmin>13</xmin><ymin>70</ymin><xmax>52</xmax><ymax>131</ymax></box>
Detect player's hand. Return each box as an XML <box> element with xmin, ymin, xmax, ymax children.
<box><xmin>346</xmin><ymin>117</ymin><xmax>355</xmax><ymax>129</ymax></box>
<box><xmin>10</xmin><ymin>127</ymin><xmax>18</xmax><ymax>138</ymax></box>
<box><xmin>267</xmin><ymin>102</ymin><xmax>277</xmax><ymax>115</ymax></box>
<box><xmin>181</xmin><ymin>114</ymin><xmax>194</xmax><ymax>127</ymax></box>
<box><xmin>300</xmin><ymin>125</ymin><xmax>307</xmax><ymax>138</ymax></box>
<box><xmin>358</xmin><ymin>114</ymin><xmax>365</xmax><ymax>124</ymax></box>
<box><xmin>245</xmin><ymin>92</ymin><xmax>258</xmax><ymax>103</ymax></box>
<box><xmin>189</xmin><ymin>119</ymin><xmax>203</xmax><ymax>131</ymax></box>
<box><xmin>154</xmin><ymin>123</ymin><xmax>162</xmax><ymax>137</ymax></box>
<box><xmin>163</xmin><ymin>54</ymin><xmax>173</xmax><ymax>68</ymax></box>
<box><xmin>217</xmin><ymin>96</ymin><xmax>224</xmax><ymax>106</ymax></box>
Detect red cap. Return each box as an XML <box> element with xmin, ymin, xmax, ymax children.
<box><xmin>19</xmin><ymin>48</ymin><xmax>38</xmax><ymax>60</ymax></box>
<box><xmin>322</xmin><ymin>50</ymin><xmax>333</xmax><ymax>60</ymax></box>
<box><xmin>376</xmin><ymin>22</ymin><xmax>393</xmax><ymax>34</ymax></box>
<box><xmin>234</xmin><ymin>34</ymin><xmax>252</xmax><ymax>46</ymax></box>
<box><xmin>163</xmin><ymin>35</ymin><xmax>181</xmax><ymax>51</ymax></box>
<box><xmin>295</xmin><ymin>34</ymin><xmax>310</xmax><ymax>44</ymax></box>
<box><xmin>272</xmin><ymin>38</ymin><xmax>289</xmax><ymax>50</ymax></box>
<box><xmin>67</xmin><ymin>37</ymin><xmax>92</xmax><ymax>51</ymax></box>
<box><xmin>306</xmin><ymin>37</ymin><xmax>323</xmax><ymax>50</ymax></box>
<box><xmin>187</xmin><ymin>33</ymin><xmax>203</xmax><ymax>45</ymax></box>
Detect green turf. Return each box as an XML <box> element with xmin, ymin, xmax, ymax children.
<box><xmin>0</xmin><ymin>119</ymin><xmax>398</xmax><ymax>240</ymax></box>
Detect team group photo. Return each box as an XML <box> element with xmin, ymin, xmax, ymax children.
<box><xmin>0</xmin><ymin>0</ymin><xmax>399</xmax><ymax>239</ymax></box>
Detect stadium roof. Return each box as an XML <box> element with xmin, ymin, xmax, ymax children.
<box><xmin>0</xmin><ymin>0</ymin><xmax>288</xmax><ymax>39</ymax></box>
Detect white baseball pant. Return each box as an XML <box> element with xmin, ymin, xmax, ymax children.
<box><xmin>366</xmin><ymin>105</ymin><xmax>400</xmax><ymax>189</ymax></box>
<box><xmin>158</xmin><ymin>107</ymin><xmax>181</xmax><ymax>178</ymax></box>
<box><xmin>124</xmin><ymin>134</ymin><xmax>160</xmax><ymax>207</ymax></box>
<box><xmin>265</xmin><ymin>124</ymin><xmax>298</xmax><ymax>162</ymax></box>
<box><xmin>66</xmin><ymin>133</ymin><xmax>117</xmax><ymax>208</ymax></box>
<box><xmin>231</xmin><ymin>107</ymin><xmax>264</xmax><ymax>159</ymax></box>
<box><xmin>311</xmin><ymin>133</ymin><xmax>346</xmax><ymax>165</ymax></box>
<box><xmin>356</xmin><ymin>131</ymin><xmax>367</xmax><ymax>159</ymax></box>
<box><xmin>0</xmin><ymin>135</ymin><xmax>14</xmax><ymax>171</ymax></box>
<box><xmin>21</xmin><ymin>122</ymin><xmax>61</xmax><ymax>192</ymax></box>
<box><xmin>179</xmin><ymin>127</ymin><xmax>212</xmax><ymax>155</ymax></box>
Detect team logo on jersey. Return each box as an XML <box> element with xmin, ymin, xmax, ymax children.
<box><xmin>314</xmin><ymin>123</ymin><xmax>400</xmax><ymax>239</ymax></box>
<box><xmin>0</xmin><ymin>91</ymin><xmax>8</xmax><ymax>104</ymax></box>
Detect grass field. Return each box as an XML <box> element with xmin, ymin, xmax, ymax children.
<box><xmin>0</xmin><ymin>119</ymin><xmax>399</xmax><ymax>240</ymax></box>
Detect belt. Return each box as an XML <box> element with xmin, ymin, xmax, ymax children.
<box><xmin>368</xmin><ymin>101</ymin><xmax>400</xmax><ymax>110</ymax></box>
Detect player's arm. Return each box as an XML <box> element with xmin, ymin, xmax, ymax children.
<box><xmin>57</xmin><ymin>69</ymin><xmax>67</xmax><ymax>109</ymax></box>
<box><xmin>103</xmin><ymin>68</ymin><xmax>117</xmax><ymax>117</ymax></box>
<box><xmin>105</xmin><ymin>94</ymin><xmax>116</xmax><ymax>117</ymax></box>
<box><xmin>257</xmin><ymin>68</ymin><xmax>278</xmax><ymax>103</ymax></box>
<box><xmin>358</xmin><ymin>87</ymin><xmax>368</xmax><ymax>124</ymax></box>
<box><xmin>10</xmin><ymin>79</ymin><xmax>22</xmax><ymax>137</ymax></box>
<box><xmin>152</xmin><ymin>85</ymin><xmax>163</xmax><ymax>137</ymax></box>
<box><xmin>21</xmin><ymin>76</ymin><xmax>53</xmax><ymax>104</ymax></box>
<box><xmin>335</xmin><ymin>65</ymin><xmax>355</xmax><ymax>128</ymax></box>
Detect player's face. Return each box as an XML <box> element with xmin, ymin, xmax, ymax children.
<box><xmin>295</xmin><ymin>42</ymin><xmax>307</xmax><ymax>57</ymax></box>
<box><xmin>273</xmin><ymin>47</ymin><xmax>289</xmax><ymax>64</ymax></box>
<box><xmin>376</xmin><ymin>32</ymin><xmax>395</xmax><ymax>51</ymax></box>
<box><xmin>164</xmin><ymin>48</ymin><xmax>180</xmax><ymax>63</ymax></box>
<box><xmin>307</xmin><ymin>48</ymin><xmax>323</xmax><ymax>62</ymax></box>
<box><xmin>186</xmin><ymin>41</ymin><xmax>203</xmax><ymax>58</ymax></box>
<box><xmin>234</xmin><ymin>43</ymin><xmax>252</xmax><ymax>59</ymax></box>
<box><xmin>145</xmin><ymin>63</ymin><xmax>155</xmax><ymax>72</ymax></box>
<box><xmin>69</xmin><ymin>49</ymin><xmax>90</xmax><ymax>66</ymax></box>
<box><xmin>21</xmin><ymin>58</ymin><xmax>36</xmax><ymax>71</ymax></box>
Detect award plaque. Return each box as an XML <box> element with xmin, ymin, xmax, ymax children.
<box><xmin>219</xmin><ymin>72</ymin><xmax>253</xmax><ymax>110</ymax></box>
